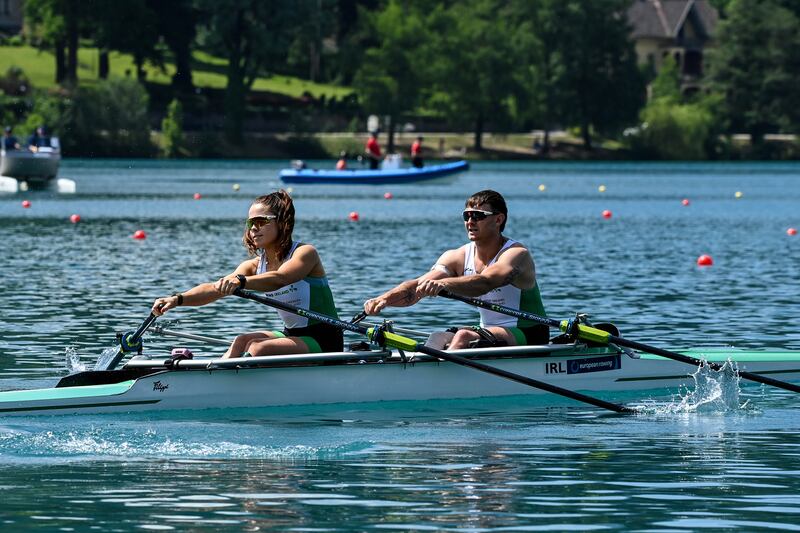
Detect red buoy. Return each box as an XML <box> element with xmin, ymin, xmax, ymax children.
<box><xmin>132</xmin><ymin>230</ymin><xmax>147</xmax><ymax>240</ymax></box>
<box><xmin>70</xmin><ymin>214</ymin><xmax>81</xmax><ymax>224</ymax></box>
<box><xmin>788</xmin><ymin>228</ymin><xmax>798</xmax><ymax>236</ymax></box>
<box><xmin>697</xmin><ymin>254</ymin><xmax>713</xmax><ymax>266</ymax></box>
<box><xmin>681</xmin><ymin>198</ymin><xmax>690</xmax><ymax>206</ymax></box>
<box><xmin>602</xmin><ymin>210</ymin><xmax>612</xmax><ymax>219</ymax></box>
<box><xmin>384</xmin><ymin>192</ymin><xmax>393</xmax><ymax>200</ymax></box>
<box><xmin>21</xmin><ymin>200</ymin><xmax>31</xmax><ymax>208</ymax></box>
<box><xmin>348</xmin><ymin>211</ymin><xmax>360</xmax><ymax>221</ymax></box>
<box><xmin>193</xmin><ymin>193</ymin><xmax>202</xmax><ymax>200</ymax></box>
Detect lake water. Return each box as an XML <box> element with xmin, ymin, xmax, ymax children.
<box><xmin>0</xmin><ymin>160</ymin><xmax>799</xmax><ymax>531</ymax></box>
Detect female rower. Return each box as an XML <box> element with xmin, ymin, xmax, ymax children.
<box><xmin>152</xmin><ymin>189</ymin><xmax>343</xmax><ymax>358</ymax></box>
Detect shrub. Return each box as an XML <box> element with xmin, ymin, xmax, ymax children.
<box><xmin>626</xmin><ymin>97</ymin><xmax>714</xmax><ymax>160</ymax></box>
<box><xmin>161</xmin><ymin>98</ymin><xmax>184</xmax><ymax>158</ymax></box>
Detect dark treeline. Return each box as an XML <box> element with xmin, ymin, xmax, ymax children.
<box><xmin>3</xmin><ymin>0</ymin><xmax>800</xmax><ymax>159</ymax></box>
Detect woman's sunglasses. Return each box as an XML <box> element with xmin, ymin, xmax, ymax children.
<box><xmin>462</xmin><ymin>209</ymin><xmax>496</xmax><ymax>222</ymax></box>
<box><xmin>246</xmin><ymin>215</ymin><xmax>277</xmax><ymax>229</ymax></box>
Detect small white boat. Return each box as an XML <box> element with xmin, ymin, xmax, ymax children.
<box><xmin>1</xmin><ymin>343</ymin><xmax>798</xmax><ymax>416</ymax></box>
<box><xmin>0</xmin><ymin>138</ymin><xmax>74</xmax><ymax>193</ymax></box>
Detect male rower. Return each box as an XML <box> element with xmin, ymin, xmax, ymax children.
<box><xmin>363</xmin><ymin>189</ymin><xmax>548</xmax><ymax>350</ymax></box>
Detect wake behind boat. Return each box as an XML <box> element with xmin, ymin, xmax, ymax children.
<box><xmin>2</xmin><ymin>342</ymin><xmax>799</xmax><ymax>416</ymax></box>
<box><xmin>279</xmin><ymin>159</ymin><xmax>469</xmax><ymax>185</ymax></box>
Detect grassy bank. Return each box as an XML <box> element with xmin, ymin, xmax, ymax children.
<box><xmin>0</xmin><ymin>45</ymin><xmax>351</xmax><ymax>99</ymax></box>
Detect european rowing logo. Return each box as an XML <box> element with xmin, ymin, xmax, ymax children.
<box><xmin>545</xmin><ymin>355</ymin><xmax>621</xmax><ymax>375</ymax></box>
<box><xmin>567</xmin><ymin>355</ymin><xmax>620</xmax><ymax>375</ymax></box>
<box><xmin>152</xmin><ymin>381</ymin><xmax>169</xmax><ymax>392</ymax></box>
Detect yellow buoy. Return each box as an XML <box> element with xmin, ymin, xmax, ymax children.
<box><xmin>232</xmin><ymin>183</ymin><xmax>240</xmax><ymax>191</ymax></box>
<box><xmin>598</xmin><ymin>185</ymin><xmax>606</xmax><ymax>193</ymax></box>
<box><xmin>538</xmin><ymin>184</ymin><xmax>546</xmax><ymax>192</ymax></box>
<box><xmin>735</xmin><ymin>191</ymin><xmax>743</xmax><ymax>199</ymax></box>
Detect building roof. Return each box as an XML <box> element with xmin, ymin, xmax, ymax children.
<box><xmin>628</xmin><ymin>0</ymin><xmax>718</xmax><ymax>39</ymax></box>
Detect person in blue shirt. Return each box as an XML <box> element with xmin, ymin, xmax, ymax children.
<box><xmin>3</xmin><ymin>126</ymin><xmax>20</xmax><ymax>151</ymax></box>
<box><xmin>27</xmin><ymin>126</ymin><xmax>51</xmax><ymax>152</ymax></box>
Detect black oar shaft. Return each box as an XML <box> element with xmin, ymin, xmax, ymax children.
<box><xmin>611</xmin><ymin>336</ymin><xmax>800</xmax><ymax>394</ymax></box>
<box><xmin>233</xmin><ymin>289</ymin><xmax>634</xmax><ymax>414</ymax></box>
<box><xmin>412</xmin><ymin>344</ymin><xmax>635</xmax><ymax>413</ymax></box>
<box><xmin>440</xmin><ymin>290</ymin><xmax>800</xmax><ymax>395</ymax></box>
<box><xmin>106</xmin><ymin>312</ymin><xmax>158</xmax><ymax>370</ymax></box>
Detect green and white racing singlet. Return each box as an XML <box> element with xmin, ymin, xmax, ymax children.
<box><xmin>257</xmin><ymin>242</ymin><xmax>339</xmax><ymax>328</ymax></box>
<box><xmin>462</xmin><ymin>238</ymin><xmax>546</xmax><ymax>328</ymax></box>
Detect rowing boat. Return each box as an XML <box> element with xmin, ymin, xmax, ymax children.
<box><xmin>278</xmin><ymin>160</ymin><xmax>469</xmax><ymax>184</ymax></box>
<box><xmin>1</xmin><ymin>343</ymin><xmax>798</xmax><ymax>416</ymax></box>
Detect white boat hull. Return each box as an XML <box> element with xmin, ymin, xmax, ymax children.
<box><xmin>0</xmin><ymin>148</ymin><xmax>60</xmax><ymax>182</ymax></box>
<box><xmin>2</xmin><ymin>345</ymin><xmax>799</xmax><ymax>416</ymax></box>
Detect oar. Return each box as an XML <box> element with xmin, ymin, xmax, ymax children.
<box><xmin>104</xmin><ymin>313</ymin><xmax>158</xmax><ymax>371</ymax></box>
<box><xmin>439</xmin><ymin>290</ymin><xmax>800</xmax><ymax>395</ymax></box>
<box><xmin>233</xmin><ymin>289</ymin><xmax>635</xmax><ymax>414</ymax></box>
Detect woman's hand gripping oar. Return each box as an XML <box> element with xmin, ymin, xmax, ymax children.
<box><xmin>233</xmin><ymin>289</ymin><xmax>637</xmax><ymax>414</ymax></box>
<box><xmin>438</xmin><ymin>289</ymin><xmax>800</xmax><ymax>395</ymax></box>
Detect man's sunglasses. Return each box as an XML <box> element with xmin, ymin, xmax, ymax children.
<box><xmin>462</xmin><ymin>209</ymin><xmax>496</xmax><ymax>222</ymax></box>
<box><xmin>246</xmin><ymin>215</ymin><xmax>277</xmax><ymax>229</ymax></box>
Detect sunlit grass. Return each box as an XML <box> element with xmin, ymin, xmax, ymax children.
<box><xmin>0</xmin><ymin>45</ymin><xmax>353</xmax><ymax>99</ymax></box>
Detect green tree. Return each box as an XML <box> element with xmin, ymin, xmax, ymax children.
<box><xmin>148</xmin><ymin>0</ymin><xmax>197</xmax><ymax>91</ymax></box>
<box><xmin>423</xmin><ymin>0</ymin><xmax>519</xmax><ymax>151</ymax></box>
<box><xmin>352</xmin><ymin>0</ymin><xmax>426</xmax><ymax>151</ymax></box>
<box><xmin>650</xmin><ymin>56</ymin><xmax>681</xmax><ymax>102</ymax></box>
<box><xmin>161</xmin><ymin>99</ymin><xmax>184</xmax><ymax>158</ymax></box>
<box><xmin>24</xmin><ymin>0</ymin><xmax>85</xmax><ymax>84</ymax></box>
<box><xmin>707</xmin><ymin>0</ymin><xmax>800</xmax><ymax>147</ymax></box>
<box><xmin>91</xmin><ymin>0</ymin><xmax>162</xmax><ymax>82</ymax></box>
<box><xmin>510</xmin><ymin>0</ymin><xmax>563</xmax><ymax>154</ymax></box>
<box><xmin>540</xmin><ymin>0</ymin><xmax>645</xmax><ymax>149</ymax></box>
<box><xmin>197</xmin><ymin>0</ymin><xmax>302</xmax><ymax>144</ymax></box>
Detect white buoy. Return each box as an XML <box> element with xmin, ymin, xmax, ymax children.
<box><xmin>55</xmin><ymin>178</ymin><xmax>77</xmax><ymax>194</ymax></box>
<box><xmin>0</xmin><ymin>176</ymin><xmax>19</xmax><ymax>193</ymax></box>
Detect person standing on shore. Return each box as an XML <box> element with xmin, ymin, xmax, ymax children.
<box><xmin>411</xmin><ymin>135</ymin><xmax>424</xmax><ymax>168</ymax></box>
<box><xmin>151</xmin><ymin>190</ymin><xmax>343</xmax><ymax>358</ymax></box>
<box><xmin>365</xmin><ymin>132</ymin><xmax>382</xmax><ymax>170</ymax></box>
<box><xmin>363</xmin><ymin>189</ymin><xmax>548</xmax><ymax>350</ymax></box>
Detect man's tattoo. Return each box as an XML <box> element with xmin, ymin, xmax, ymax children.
<box><xmin>502</xmin><ymin>266</ymin><xmax>521</xmax><ymax>286</ymax></box>
<box><xmin>400</xmin><ymin>288</ymin><xmax>415</xmax><ymax>303</ymax></box>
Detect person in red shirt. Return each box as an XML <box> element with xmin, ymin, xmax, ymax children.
<box><xmin>365</xmin><ymin>132</ymin><xmax>382</xmax><ymax>169</ymax></box>
<box><xmin>411</xmin><ymin>135</ymin><xmax>424</xmax><ymax>168</ymax></box>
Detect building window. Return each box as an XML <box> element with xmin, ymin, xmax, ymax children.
<box><xmin>684</xmin><ymin>50</ymin><xmax>703</xmax><ymax>76</ymax></box>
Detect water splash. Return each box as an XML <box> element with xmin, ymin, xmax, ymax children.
<box><xmin>64</xmin><ymin>346</ymin><xmax>86</xmax><ymax>374</ymax></box>
<box><xmin>638</xmin><ymin>359</ymin><xmax>750</xmax><ymax>415</ymax></box>
<box><xmin>93</xmin><ymin>346</ymin><xmax>120</xmax><ymax>371</ymax></box>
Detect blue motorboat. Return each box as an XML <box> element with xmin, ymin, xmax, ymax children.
<box><xmin>279</xmin><ymin>160</ymin><xmax>469</xmax><ymax>185</ymax></box>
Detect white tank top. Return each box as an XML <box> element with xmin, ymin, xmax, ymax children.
<box><xmin>463</xmin><ymin>239</ymin><xmax>522</xmax><ymax>328</ymax></box>
<box><xmin>257</xmin><ymin>242</ymin><xmax>340</xmax><ymax>329</ymax></box>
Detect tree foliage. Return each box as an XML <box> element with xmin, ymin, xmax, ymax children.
<box><xmin>161</xmin><ymin>99</ymin><xmax>184</xmax><ymax>158</ymax></box>
<box><xmin>708</xmin><ymin>0</ymin><xmax>800</xmax><ymax>145</ymax></box>
<box><xmin>352</xmin><ymin>0</ymin><xmax>428</xmax><ymax>151</ymax></box>
<box><xmin>196</xmin><ymin>0</ymin><xmax>302</xmax><ymax>143</ymax></box>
